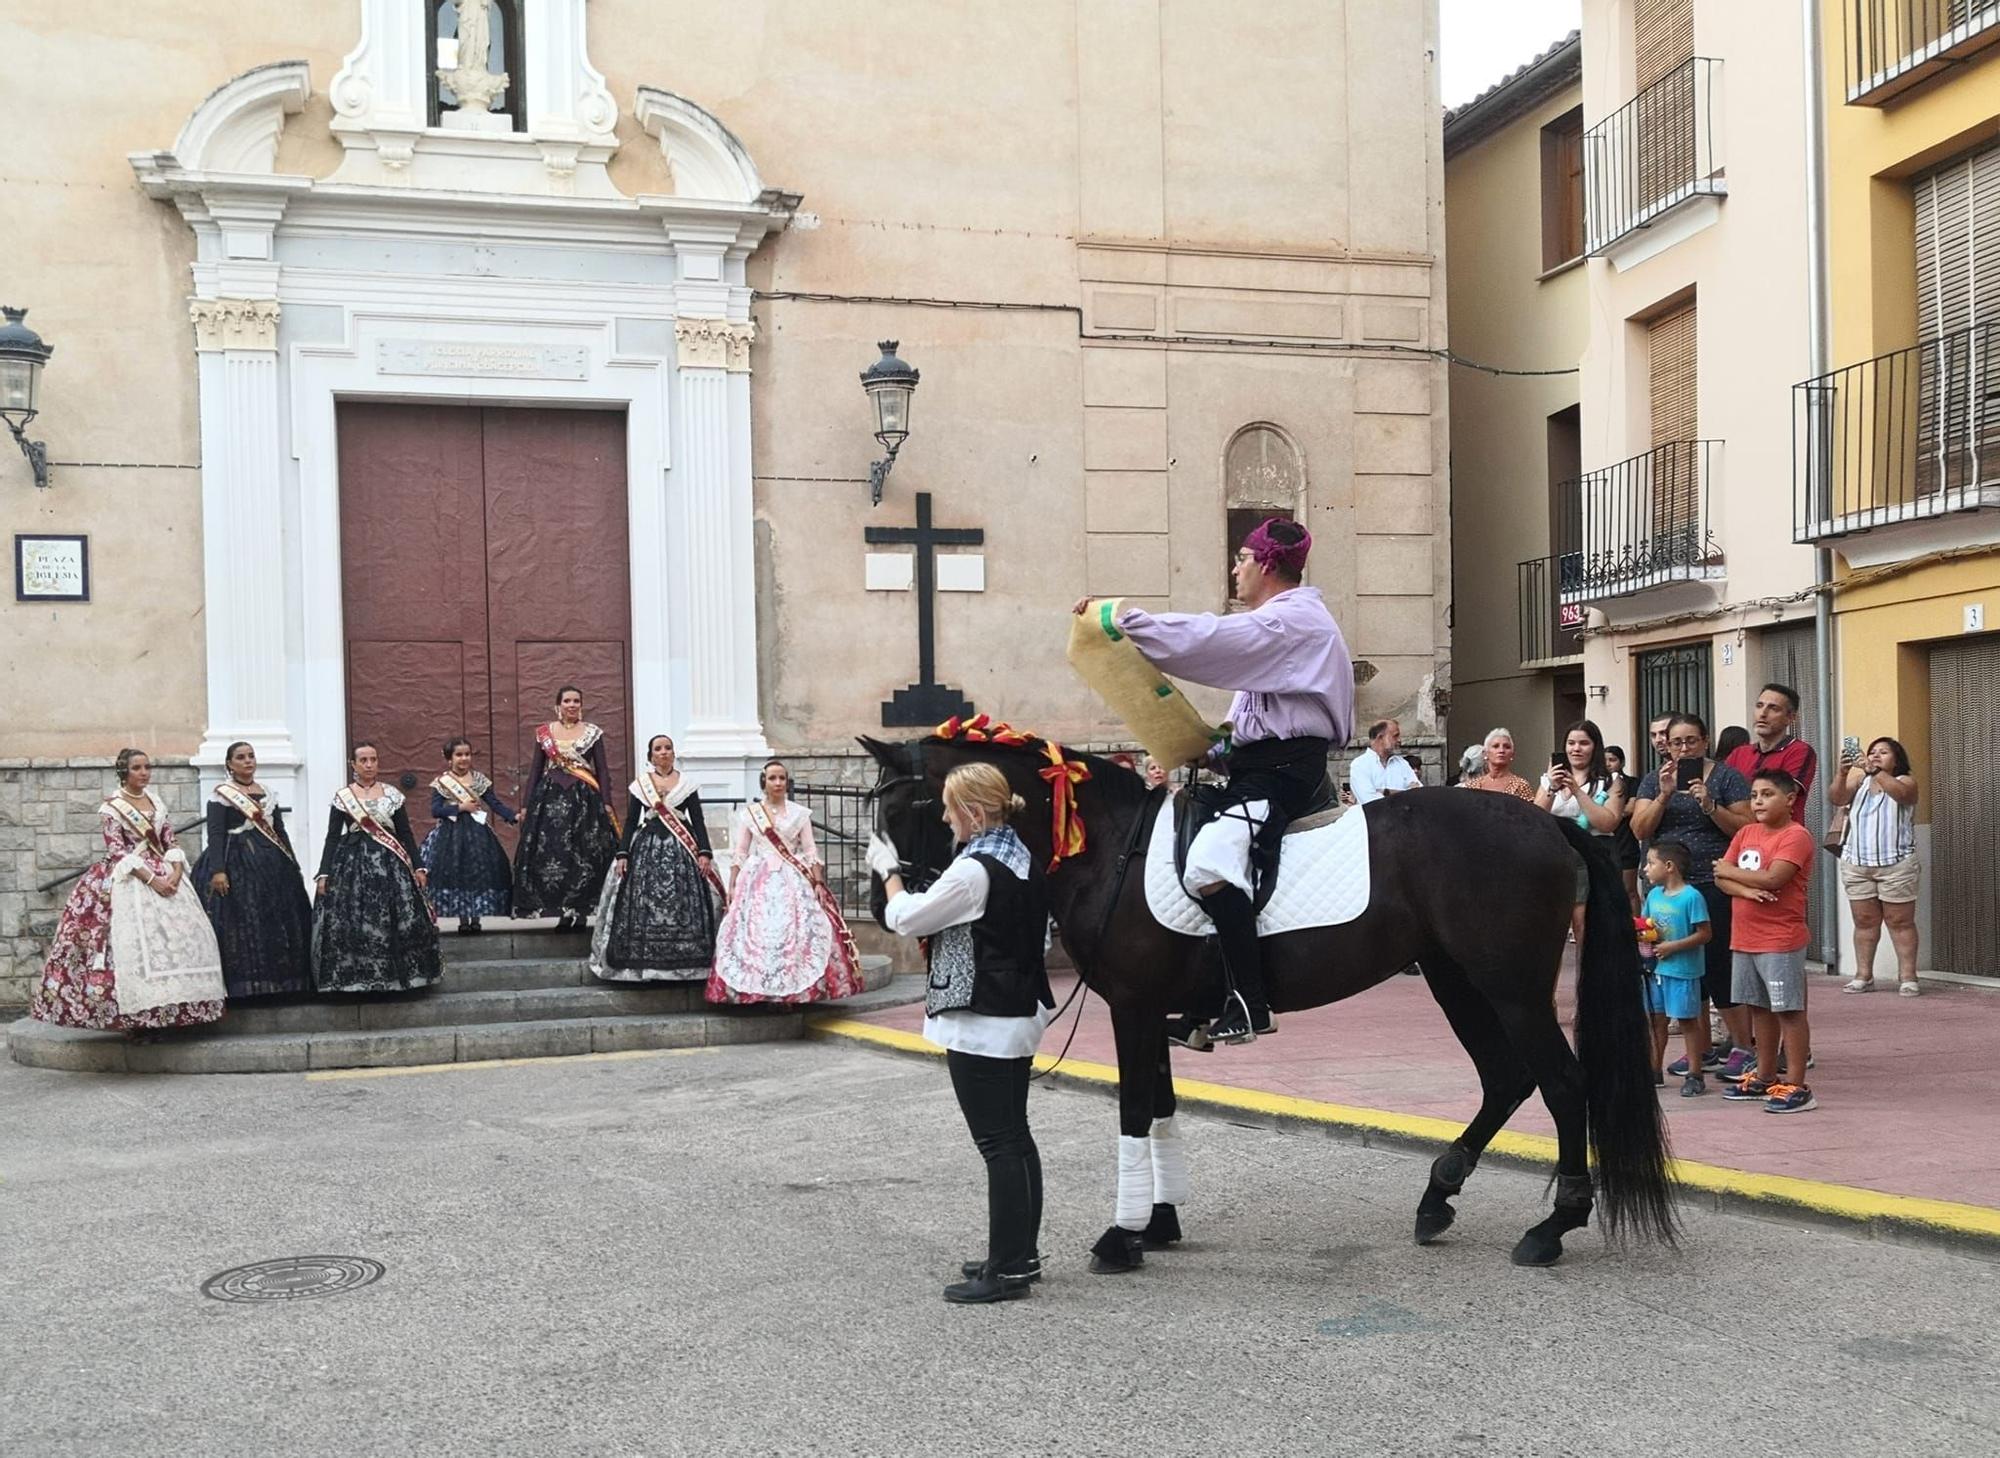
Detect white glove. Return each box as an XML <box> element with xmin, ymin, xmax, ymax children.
<box><xmin>864</xmin><ymin>832</ymin><xmax>903</xmax><ymax>880</ymax></box>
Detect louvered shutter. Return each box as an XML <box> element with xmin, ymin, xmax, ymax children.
<box><xmin>1635</xmin><ymin>0</ymin><xmax>1693</xmax><ymax>89</ymax></box>
<box><xmin>1649</xmin><ymin>302</ymin><xmax>1699</xmax><ymax>542</ymax></box>
<box><xmin>1930</xmin><ymin>636</ymin><xmax>2000</xmax><ymax>978</ymax></box>
<box><xmin>1913</xmin><ymin>141</ymin><xmax>2000</xmax><ymax>497</ymax></box>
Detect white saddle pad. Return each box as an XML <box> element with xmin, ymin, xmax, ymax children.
<box><xmin>1142</xmin><ymin>796</ymin><xmax>1373</xmax><ymax>937</ymax></box>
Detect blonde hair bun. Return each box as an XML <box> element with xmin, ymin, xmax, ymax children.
<box><xmin>942</xmin><ymin>763</ymin><xmax>1024</xmax><ymax>824</ymax></box>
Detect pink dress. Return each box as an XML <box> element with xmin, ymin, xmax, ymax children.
<box><xmin>706</xmin><ymin>799</ymin><xmax>862</xmax><ymax>1005</ymax></box>
<box><xmin>32</xmin><ymin>798</ymin><xmax>228</xmax><ymax>1031</ymax></box>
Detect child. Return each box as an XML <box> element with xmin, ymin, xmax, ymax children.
<box><xmin>1713</xmin><ymin>769</ymin><xmax>1817</xmax><ymax>1113</ymax></box>
<box><xmin>421</xmin><ymin>736</ymin><xmax>520</xmax><ymax>934</ymax></box>
<box><xmin>1642</xmin><ymin>839</ymin><xmax>1712</xmax><ymax>1096</ymax></box>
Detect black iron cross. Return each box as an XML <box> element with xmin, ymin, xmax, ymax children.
<box><xmin>865</xmin><ymin>491</ymin><xmax>983</xmax><ymax>727</ymax></box>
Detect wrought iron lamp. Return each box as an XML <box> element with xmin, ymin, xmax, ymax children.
<box><xmin>0</xmin><ymin>307</ymin><xmax>54</xmax><ymax>489</ymax></box>
<box><xmin>860</xmin><ymin>339</ymin><xmax>918</xmax><ymax>506</ymax></box>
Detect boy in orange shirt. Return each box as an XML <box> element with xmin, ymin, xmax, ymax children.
<box><xmin>1713</xmin><ymin>769</ymin><xmax>1817</xmax><ymax>1113</ymax></box>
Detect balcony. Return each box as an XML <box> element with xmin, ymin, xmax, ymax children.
<box><xmin>1844</xmin><ymin>1</ymin><xmax>2000</xmax><ymax>105</ymax></box>
<box><xmin>1585</xmin><ymin>58</ymin><xmax>1725</xmax><ymax>261</ymax></box>
<box><xmin>1557</xmin><ymin>440</ymin><xmax>1725</xmax><ymax>608</ymax></box>
<box><xmin>1518</xmin><ymin>556</ymin><xmax>1587</xmax><ymax>669</ymax></box>
<box><xmin>1794</xmin><ymin>321</ymin><xmax>2000</xmax><ymax>551</ymax></box>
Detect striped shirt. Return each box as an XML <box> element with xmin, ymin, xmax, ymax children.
<box><xmin>1842</xmin><ymin>778</ymin><xmax>1915</xmax><ymax>868</ymax></box>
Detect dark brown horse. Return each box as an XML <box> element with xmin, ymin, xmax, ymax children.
<box><xmin>862</xmin><ymin>731</ymin><xmax>1677</xmax><ymax>1269</ymax></box>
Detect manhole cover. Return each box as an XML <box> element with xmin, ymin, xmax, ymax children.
<box><xmin>200</xmin><ymin>1256</ymin><xmax>385</xmax><ymax>1303</ymax></box>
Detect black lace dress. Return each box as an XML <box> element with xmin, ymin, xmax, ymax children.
<box><xmin>312</xmin><ymin>785</ymin><xmax>443</xmax><ymax>993</ymax></box>
<box><xmin>420</xmin><ymin>772</ymin><xmax>517</xmax><ymax>919</ymax></box>
<box><xmin>589</xmin><ymin>779</ymin><xmax>722</xmax><ymax>981</ymax></box>
<box><xmin>512</xmin><ymin>724</ymin><xmax>619</xmax><ymax>919</ymax></box>
<box><xmin>193</xmin><ymin>787</ymin><xmax>314</xmax><ymax>997</ymax></box>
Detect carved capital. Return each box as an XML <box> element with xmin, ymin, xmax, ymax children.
<box><xmin>676</xmin><ymin>318</ymin><xmax>755</xmax><ymax>372</ymax></box>
<box><xmin>190</xmin><ymin>297</ymin><xmax>282</xmax><ymax>352</ymax></box>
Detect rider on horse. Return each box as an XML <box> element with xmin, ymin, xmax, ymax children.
<box><xmin>1079</xmin><ymin>517</ymin><xmax>1355</xmax><ymax>1045</ymax></box>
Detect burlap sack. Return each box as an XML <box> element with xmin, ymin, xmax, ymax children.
<box><xmin>1067</xmin><ymin>598</ymin><xmax>1223</xmax><ymax>767</ymax></box>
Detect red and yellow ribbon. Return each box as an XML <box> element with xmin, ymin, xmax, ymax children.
<box><xmin>933</xmin><ymin>715</ymin><xmax>1091</xmax><ymax>872</ymax></box>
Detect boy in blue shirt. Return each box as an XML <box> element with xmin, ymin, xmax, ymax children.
<box><xmin>1643</xmin><ymin>839</ymin><xmax>1713</xmax><ymax>1097</ymax></box>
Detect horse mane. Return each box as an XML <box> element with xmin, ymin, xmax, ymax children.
<box><xmin>910</xmin><ymin>732</ymin><xmax>1154</xmax><ymax>813</ymax></box>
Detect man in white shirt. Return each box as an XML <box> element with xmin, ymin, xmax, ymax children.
<box><xmin>1348</xmin><ymin>718</ymin><xmax>1421</xmax><ymax>805</ymax></box>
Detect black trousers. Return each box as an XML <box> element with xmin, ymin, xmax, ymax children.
<box><xmin>946</xmin><ymin>1050</ymin><xmax>1043</xmax><ymax>1277</ymax></box>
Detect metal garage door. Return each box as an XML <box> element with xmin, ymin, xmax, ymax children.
<box><xmin>1929</xmin><ymin>634</ymin><xmax>2000</xmax><ymax>977</ymax></box>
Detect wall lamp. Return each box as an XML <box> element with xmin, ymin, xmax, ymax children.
<box><xmin>0</xmin><ymin>307</ymin><xmax>54</xmax><ymax>489</ymax></box>
<box><xmin>860</xmin><ymin>339</ymin><xmax>918</xmax><ymax>506</ymax></box>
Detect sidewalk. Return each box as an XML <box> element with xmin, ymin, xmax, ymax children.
<box><xmin>841</xmin><ymin>956</ymin><xmax>2000</xmax><ymax>1222</ymax></box>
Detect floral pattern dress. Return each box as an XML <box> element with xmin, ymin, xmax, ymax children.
<box><xmin>707</xmin><ymin>799</ymin><xmax>862</xmax><ymax>1005</ymax></box>
<box><xmin>32</xmin><ymin>797</ymin><xmax>228</xmax><ymax>1031</ymax></box>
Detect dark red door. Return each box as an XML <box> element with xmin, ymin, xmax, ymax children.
<box><xmin>338</xmin><ymin>403</ymin><xmax>633</xmax><ymax>849</ymax></box>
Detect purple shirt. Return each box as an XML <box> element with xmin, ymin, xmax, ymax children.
<box><xmin>1118</xmin><ymin>586</ymin><xmax>1355</xmax><ymax>749</ymax></box>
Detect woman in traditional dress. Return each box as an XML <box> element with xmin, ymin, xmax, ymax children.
<box><xmin>194</xmin><ymin>740</ymin><xmax>314</xmax><ymax>997</ymax></box>
<box><xmin>589</xmin><ymin>734</ymin><xmax>725</xmax><ymax>981</ymax></box>
<box><xmin>31</xmin><ymin>748</ymin><xmax>227</xmax><ymax>1031</ymax></box>
<box><xmin>707</xmin><ymin>759</ymin><xmax>863</xmax><ymax>1005</ymax></box>
<box><xmin>312</xmin><ymin>742</ymin><xmax>442</xmax><ymax>993</ymax></box>
<box><xmin>421</xmin><ymin>736</ymin><xmax>518</xmax><ymax>935</ymax></box>
<box><xmin>512</xmin><ymin>685</ymin><xmax>619</xmax><ymax>930</ymax></box>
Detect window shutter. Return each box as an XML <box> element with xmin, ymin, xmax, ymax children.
<box><xmin>1635</xmin><ymin>0</ymin><xmax>1694</xmax><ymax>91</ymax></box>
<box><xmin>1914</xmin><ymin>139</ymin><xmax>2000</xmax><ymax>342</ymax></box>
<box><xmin>1649</xmin><ymin>302</ymin><xmax>1699</xmax><ymax>536</ymax></box>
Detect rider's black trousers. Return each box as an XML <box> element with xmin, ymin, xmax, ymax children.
<box><xmin>1204</xmin><ymin>884</ymin><xmax>1269</xmax><ymax>1014</ymax></box>
<box><xmin>946</xmin><ymin>1050</ymin><xmax>1043</xmax><ymax>1275</ymax></box>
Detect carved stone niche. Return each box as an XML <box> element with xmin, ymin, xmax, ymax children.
<box><xmin>328</xmin><ymin>0</ymin><xmax>620</xmax><ymax>195</ymax></box>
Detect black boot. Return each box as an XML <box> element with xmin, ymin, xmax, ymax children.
<box><xmin>958</xmin><ymin>1253</ymin><xmax>1043</xmax><ymax>1283</ymax></box>
<box><xmin>465</xmin><ymin>918</ymin><xmax>482</xmax><ymax>935</ymax></box>
<box><xmin>943</xmin><ymin>1270</ymin><xmax>1032</xmax><ymax>1304</ymax></box>
<box><xmin>1203</xmin><ymin>886</ymin><xmax>1274</xmax><ymax>1045</ymax></box>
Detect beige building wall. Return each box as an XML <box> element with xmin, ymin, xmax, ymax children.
<box><xmin>1444</xmin><ymin>67</ymin><xmax>1587</xmax><ymax>768</ymax></box>
<box><xmin>1576</xmin><ymin>0</ymin><xmax>1818</xmax><ymax>751</ymax></box>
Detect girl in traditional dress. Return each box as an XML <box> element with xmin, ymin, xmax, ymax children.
<box><xmin>194</xmin><ymin>740</ymin><xmax>314</xmax><ymax>997</ymax></box>
<box><xmin>707</xmin><ymin>759</ymin><xmax>863</xmax><ymax>1005</ymax></box>
<box><xmin>422</xmin><ymin>736</ymin><xmax>518</xmax><ymax>934</ymax></box>
<box><xmin>512</xmin><ymin>685</ymin><xmax>619</xmax><ymax>930</ymax></box>
<box><xmin>31</xmin><ymin>748</ymin><xmax>227</xmax><ymax>1031</ymax></box>
<box><xmin>589</xmin><ymin>734</ymin><xmax>725</xmax><ymax>982</ymax></box>
<box><xmin>312</xmin><ymin>742</ymin><xmax>442</xmax><ymax>993</ymax></box>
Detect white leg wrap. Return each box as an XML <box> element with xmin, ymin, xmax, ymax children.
<box><xmin>1149</xmin><ymin>1116</ymin><xmax>1189</xmax><ymax>1207</ymax></box>
<box><xmin>1116</xmin><ymin>1135</ymin><xmax>1152</xmax><ymax>1230</ymax></box>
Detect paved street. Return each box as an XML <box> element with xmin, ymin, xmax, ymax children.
<box><xmin>3</xmin><ymin>1039</ymin><xmax>1996</xmax><ymax>1457</ymax></box>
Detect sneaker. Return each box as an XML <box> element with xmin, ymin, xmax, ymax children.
<box><xmin>1765</xmin><ymin>1084</ymin><xmax>1818</xmax><ymax>1114</ymax></box>
<box><xmin>1206</xmin><ymin>1001</ymin><xmax>1276</xmax><ymax>1046</ymax></box>
<box><xmin>1718</xmin><ymin>1049</ymin><xmax>1759</xmax><ymax>1083</ymax></box>
<box><xmin>1165</xmin><ymin>1015</ymin><xmax>1213</xmax><ymax>1053</ymax></box>
<box><xmin>1724</xmin><ymin>1073</ymin><xmax>1777</xmax><ymax>1100</ymax></box>
<box><xmin>1668</xmin><ymin>1048</ymin><xmax>1727</xmax><ymax>1078</ymax></box>
<box><xmin>1842</xmin><ymin>978</ymin><xmax>1874</xmax><ymax>993</ymax></box>
<box><xmin>1679</xmin><ymin>1074</ymin><xmax>1706</xmax><ymax>1098</ymax></box>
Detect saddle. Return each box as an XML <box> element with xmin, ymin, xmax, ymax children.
<box><xmin>1171</xmin><ymin>771</ymin><xmax>1338</xmax><ymax>915</ymax></box>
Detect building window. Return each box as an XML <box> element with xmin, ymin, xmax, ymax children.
<box><xmin>429</xmin><ymin>0</ymin><xmax>526</xmax><ymax>132</ymax></box>
<box><xmin>1913</xmin><ymin>136</ymin><xmax>2000</xmax><ymax>343</ymax></box>
<box><xmin>1223</xmin><ymin>424</ymin><xmax>1304</xmax><ymax>601</ymax></box>
<box><xmin>1540</xmin><ymin>106</ymin><xmax>1585</xmax><ymax>271</ymax></box>
<box><xmin>1635</xmin><ymin>641</ymin><xmax>1713</xmax><ymax>750</ymax></box>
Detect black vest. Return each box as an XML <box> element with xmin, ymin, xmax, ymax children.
<box><xmin>954</xmin><ymin>852</ymin><xmax>1055</xmax><ymax>1019</ymax></box>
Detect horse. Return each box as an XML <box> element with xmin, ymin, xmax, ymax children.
<box><xmin>861</xmin><ymin>730</ymin><xmax>1677</xmax><ymax>1270</ymax></box>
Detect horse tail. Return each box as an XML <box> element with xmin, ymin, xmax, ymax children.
<box><xmin>1557</xmin><ymin>819</ymin><xmax>1679</xmax><ymax>1246</ymax></box>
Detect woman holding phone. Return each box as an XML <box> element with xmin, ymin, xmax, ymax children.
<box><xmin>1534</xmin><ymin>719</ymin><xmax>1625</xmax><ymax>945</ymax></box>
<box><xmin>1830</xmin><ymin>735</ymin><xmax>1921</xmax><ymax>995</ymax></box>
<box><xmin>1629</xmin><ymin>713</ymin><xmax>1755</xmax><ymax>1076</ymax></box>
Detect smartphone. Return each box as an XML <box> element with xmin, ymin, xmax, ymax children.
<box><xmin>1550</xmin><ymin>751</ymin><xmax>1566</xmax><ymax>768</ymax></box>
<box><xmin>1674</xmin><ymin>757</ymin><xmax>1703</xmax><ymax>790</ymax></box>
<box><xmin>1841</xmin><ymin>734</ymin><xmax>1861</xmax><ymax>761</ymax></box>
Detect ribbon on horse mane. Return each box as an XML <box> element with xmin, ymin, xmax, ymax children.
<box><xmin>933</xmin><ymin>713</ymin><xmax>1091</xmax><ymax>872</ymax></box>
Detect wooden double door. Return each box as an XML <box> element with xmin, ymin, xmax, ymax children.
<box><xmin>337</xmin><ymin>402</ymin><xmax>634</xmax><ymax>849</ymax></box>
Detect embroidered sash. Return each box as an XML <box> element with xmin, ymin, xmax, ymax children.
<box><xmin>334</xmin><ymin>787</ymin><xmax>434</xmax><ymax>921</ymax></box>
<box><xmin>748</xmin><ymin>801</ymin><xmax>858</xmax><ymax>973</ymax></box>
<box><xmin>104</xmin><ymin>796</ymin><xmax>168</xmax><ymax>858</ymax></box>
<box><xmin>635</xmin><ymin>776</ymin><xmax>725</xmax><ymax>898</ymax></box>
<box><xmin>539</xmin><ymin>722</ymin><xmax>620</xmax><ymax>833</ymax></box>
<box><xmin>432</xmin><ymin>770</ymin><xmax>487</xmax><ymax>814</ymax></box>
<box><xmin>215</xmin><ymin>782</ymin><xmax>294</xmax><ymax>862</ymax></box>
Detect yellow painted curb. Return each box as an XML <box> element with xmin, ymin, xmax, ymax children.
<box><xmin>304</xmin><ymin>1046</ymin><xmax>718</xmax><ymax>1081</ymax></box>
<box><xmin>809</xmin><ymin>1015</ymin><xmax>2000</xmax><ymax>1246</ymax></box>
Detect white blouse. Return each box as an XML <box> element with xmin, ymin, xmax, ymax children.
<box><xmin>884</xmin><ymin>855</ymin><xmax>1053</xmax><ymax>1061</ymax></box>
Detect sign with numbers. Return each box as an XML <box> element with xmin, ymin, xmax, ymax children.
<box><xmin>15</xmin><ymin>534</ymin><xmax>89</xmax><ymax>602</ymax></box>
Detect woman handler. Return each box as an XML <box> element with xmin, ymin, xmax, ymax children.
<box><xmin>868</xmin><ymin>763</ymin><xmax>1055</xmax><ymax>1304</ymax></box>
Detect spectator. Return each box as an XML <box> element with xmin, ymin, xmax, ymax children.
<box><xmin>1452</xmin><ymin>743</ymin><xmax>1487</xmax><ymax>787</ymax></box>
<box><xmin>1713</xmin><ymin>769</ymin><xmax>1818</xmax><ymax>1113</ymax></box>
<box><xmin>1464</xmin><ymin>727</ymin><xmax>1536</xmax><ymax>800</ymax></box>
<box><xmin>1726</xmin><ymin>683</ymin><xmax>1820</xmax><ymax>803</ymax></box>
<box><xmin>1629</xmin><ymin>713</ymin><xmax>1755</xmax><ymax>1078</ymax></box>
<box><xmin>1715</xmin><ymin>725</ymin><xmax>1751</xmax><ymax>763</ymax></box>
<box><xmin>1647</xmin><ymin>715</ymin><xmax>1673</xmax><ymax>784</ymax></box>
<box><xmin>1349</xmin><ymin>718</ymin><xmax>1420</xmax><ymax>805</ymax></box>
<box><xmin>1534</xmin><ymin>719</ymin><xmax>1625</xmax><ymax>944</ymax></box>
<box><xmin>1641</xmin><ymin>839</ymin><xmax>1712</xmax><ymax>1095</ymax></box>
<box><xmin>1141</xmin><ymin>756</ymin><xmax>1169</xmax><ymax>790</ymax></box>
<box><xmin>1605</xmin><ymin>744</ymin><xmax>1643</xmax><ymax>914</ymax></box>
<box><xmin>1831</xmin><ymin>735</ymin><xmax>1921</xmax><ymax>996</ymax></box>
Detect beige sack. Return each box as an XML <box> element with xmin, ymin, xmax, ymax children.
<box><xmin>1067</xmin><ymin>598</ymin><xmax>1224</xmax><ymax>767</ymax></box>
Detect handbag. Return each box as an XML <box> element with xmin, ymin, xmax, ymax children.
<box><xmin>1822</xmin><ymin>802</ymin><xmax>1850</xmax><ymax>855</ymax></box>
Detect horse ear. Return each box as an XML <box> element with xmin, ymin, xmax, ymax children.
<box><xmin>856</xmin><ymin>735</ymin><xmax>898</xmax><ymax>767</ymax></box>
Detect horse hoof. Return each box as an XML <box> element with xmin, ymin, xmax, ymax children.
<box><xmin>1509</xmin><ymin>1231</ymin><xmax>1564</xmax><ymax>1266</ymax></box>
<box><xmin>1142</xmin><ymin>1203</ymin><xmax>1183</xmax><ymax>1248</ymax></box>
<box><xmin>1413</xmin><ymin>1206</ymin><xmax>1456</xmax><ymax>1245</ymax></box>
<box><xmin>1089</xmin><ymin>1226</ymin><xmax>1145</xmax><ymax>1274</ymax></box>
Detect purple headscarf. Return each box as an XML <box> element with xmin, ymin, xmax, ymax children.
<box><xmin>1244</xmin><ymin>516</ymin><xmax>1312</xmax><ymax>577</ymax></box>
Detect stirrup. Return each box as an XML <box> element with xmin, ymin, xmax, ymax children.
<box><xmin>1207</xmin><ymin>989</ymin><xmax>1259</xmax><ymax>1046</ymax></box>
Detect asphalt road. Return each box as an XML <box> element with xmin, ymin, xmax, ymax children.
<box><xmin>2</xmin><ymin>1039</ymin><xmax>1995</xmax><ymax>1457</ymax></box>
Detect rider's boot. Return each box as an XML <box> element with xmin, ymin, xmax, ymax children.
<box><xmin>1203</xmin><ymin>886</ymin><xmax>1275</xmax><ymax>1045</ymax></box>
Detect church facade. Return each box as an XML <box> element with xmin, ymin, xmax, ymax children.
<box><xmin>0</xmin><ymin>0</ymin><xmax>1449</xmax><ymax>1003</ymax></box>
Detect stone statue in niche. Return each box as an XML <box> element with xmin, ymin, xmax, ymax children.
<box><xmin>437</xmin><ymin>0</ymin><xmax>511</xmax><ymax>129</ymax></box>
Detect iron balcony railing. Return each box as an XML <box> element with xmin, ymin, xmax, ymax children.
<box><xmin>1556</xmin><ymin>440</ymin><xmax>1724</xmax><ymax>602</ymax></box>
<box><xmin>1844</xmin><ymin>1</ymin><xmax>2000</xmax><ymax>104</ymax></box>
<box><xmin>1517</xmin><ymin>556</ymin><xmax>1587</xmax><ymax>668</ymax></box>
<box><xmin>1793</xmin><ymin>320</ymin><xmax>2000</xmax><ymax>542</ymax></box>
<box><xmin>1584</xmin><ymin>57</ymin><xmax>1724</xmax><ymax>256</ymax></box>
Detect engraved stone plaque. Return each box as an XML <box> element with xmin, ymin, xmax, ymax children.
<box><xmin>377</xmin><ymin>339</ymin><xmax>590</xmax><ymax>381</ymax></box>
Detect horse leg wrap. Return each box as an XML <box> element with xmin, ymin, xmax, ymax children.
<box><xmin>1116</xmin><ymin>1135</ymin><xmax>1152</xmax><ymax>1231</ymax></box>
<box><xmin>1430</xmin><ymin>1142</ymin><xmax>1479</xmax><ymax>1196</ymax></box>
<box><xmin>1554</xmin><ymin>1173</ymin><xmax>1594</xmax><ymax>1212</ymax></box>
<box><xmin>1149</xmin><ymin>1117</ymin><xmax>1189</xmax><ymax>1207</ymax></box>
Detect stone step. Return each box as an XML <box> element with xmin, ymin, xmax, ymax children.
<box><xmin>439</xmin><ymin>929</ymin><xmax>590</xmax><ymax>964</ymax></box>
